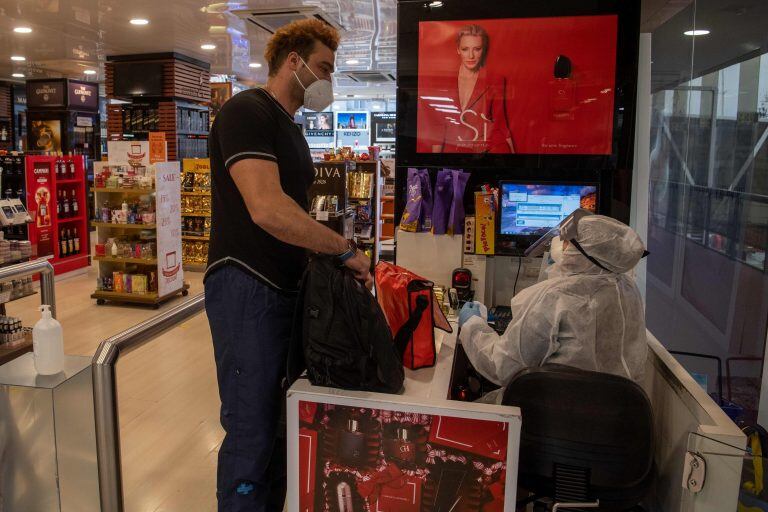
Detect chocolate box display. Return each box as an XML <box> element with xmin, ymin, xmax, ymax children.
<box><xmin>297</xmin><ymin>403</ymin><xmax>508</xmax><ymax>512</ymax></box>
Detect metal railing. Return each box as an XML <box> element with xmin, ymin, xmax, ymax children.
<box><xmin>0</xmin><ymin>259</ymin><xmax>57</xmax><ymax>317</ymax></box>
<box><xmin>91</xmin><ymin>293</ymin><xmax>206</xmax><ymax>512</ymax></box>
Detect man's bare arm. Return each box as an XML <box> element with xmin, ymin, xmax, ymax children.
<box><xmin>230</xmin><ymin>158</ymin><xmax>371</xmax><ymax>283</ymax></box>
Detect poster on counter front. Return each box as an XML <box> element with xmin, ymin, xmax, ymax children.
<box><xmin>154</xmin><ymin>162</ymin><xmax>184</xmax><ymax>297</ymax></box>
<box><xmin>294</xmin><ymin>401</ymin><xmax>512</xmax><ymax>512</ymax></box>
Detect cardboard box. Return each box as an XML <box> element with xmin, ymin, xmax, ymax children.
<box><xmin>475</xmin><ymin>193</ymin><xmax>495</xmax><ymax>255</ymax></box>
<box><xmin>374</xmin><ymin>475</ymin><xmax>422</xmax><ymax>512</ymax></box>
<box><xmin>428</xmin><ymin>416</ymin><xmax>508</xmax><ymax>461</ymax></box>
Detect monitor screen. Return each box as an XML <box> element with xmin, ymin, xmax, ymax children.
<box><xmin>113</xmin><ymin>62</ymin><xmax>164</xmax><ymax>97</ymax></box>
<box><xmin>500</xmin><ymin>183</ymin><xmax>598</xmax><ymax>236</ymax></box>
<box><xmin>416</xmin><ymin>15</ymin><xmax>618</xmax><ymax>155</ymax></box>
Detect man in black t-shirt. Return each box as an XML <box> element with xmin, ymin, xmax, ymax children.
<box><xmin>204</xmin><ymin>19</ymin><xmax>371</xmax><ymax>512</ymax></box>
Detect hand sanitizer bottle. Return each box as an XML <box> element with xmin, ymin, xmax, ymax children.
<box><xmin>33</xmin><ymin>304</ymin><xmax>64</xmax><ymax>375</ymax></box>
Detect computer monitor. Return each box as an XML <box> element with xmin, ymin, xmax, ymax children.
<box><xmin>496</xmin><ymin>182</ymin><xmax>598</xmax><ymax>255</ymax></box>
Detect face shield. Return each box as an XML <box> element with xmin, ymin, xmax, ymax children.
<box><xmin>524</xmin><ymin>208</ymin><xmax>594</xmax><ymax>258</ymax></box>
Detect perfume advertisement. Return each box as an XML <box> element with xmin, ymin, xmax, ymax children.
<box><xmin>372</xmin><ymin>112</ymin><xmax>397</xmax><ymax>143</ymax></box>
<box><xmin>30</xmin><ymin>120</ymin><xmax>62</xmax><ymax>153</ymax></box>
<box><xmin>416</xmin><ymin>15</ymin><xmax>618</xmax><ymax>155</ymax></box>
<box><xmin>298</xmin><ymin>401</ymin><xmax>509</xmax><ymax>512</ymax></box>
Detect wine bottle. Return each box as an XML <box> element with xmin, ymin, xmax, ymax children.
<box><xmin>59</xmin><ymin>229</ymin><xmax>68</xmax><ymax>257</ymax></box>
<box><xmin>67</xmin><ymin>229</ymin><xmax>74</xmax><ymax>255</ymax></box>
<box><xmin>62</xmin><ymin>190</ymin><xmax>70</xmax><ymax>217</ymax></box>
<box><xmin>73</xmin><ymin>228</ymin><xmax>80</xmax><ymax>253</ymax></box>
<box><xmin>71</xmin><ymin>189</ymin><xmax>78</xmax><ymax>216</ymax></box>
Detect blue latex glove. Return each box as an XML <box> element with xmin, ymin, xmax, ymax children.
<box><xmin>459</xmin><ymin>301</ymin><xmax>482</xmax><ymax>328</ymax></box>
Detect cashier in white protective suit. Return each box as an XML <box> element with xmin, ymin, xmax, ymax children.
<box><xmin>459</xmin><ymin>215</ymin><xmax>649</xmax><ymax>404</ymax></box>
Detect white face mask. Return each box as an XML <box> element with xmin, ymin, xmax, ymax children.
<box><xmin>549</xmin><ymin>239</ymin><xmax>565</xmax><ymax>263</ymax></box>
<box><xmin>294</xmin><ymin>56</ymin><xmax>334</xmax><ymax>112</ymax></box>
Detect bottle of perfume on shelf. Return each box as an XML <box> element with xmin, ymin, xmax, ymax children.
<box><xmin>384</xmin><ymin>427</ymin><xmax>415</xmax><ymax>464</ymax></box>
<box><xmin>338</xmin><ymin>419</ymin><xmax>366</xmax><ymax>467</ymax></box>
<box><xmin>336</xmin><ymin>481</ymin><xmax>355</xmax><ymax>512</ymax></box>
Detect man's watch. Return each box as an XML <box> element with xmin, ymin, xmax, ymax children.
<box><xmin>336</xmin><ymin>239</ymin><xmax>358</xmax><ymax>264</ymax></box>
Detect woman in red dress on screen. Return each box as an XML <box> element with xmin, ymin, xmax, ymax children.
<box><xmin>422</xmin><ymin>24</ymin><xmax>515</xmax><ymax>154</ymax></box>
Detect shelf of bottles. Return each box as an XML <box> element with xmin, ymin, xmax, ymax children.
<box><xmin>0</xmin><ymin>153</ymin><xmax>30</xmax><ymax>243</ymax></box>
<box><xmin>25</xmin><ymin>155</ymin><xmax>89</xmax><ymax>275</ymax></box>
<box><xmin>181</xmin><ymin>158</ymin><xmax>211</xmax><ymax>271</ymax></box>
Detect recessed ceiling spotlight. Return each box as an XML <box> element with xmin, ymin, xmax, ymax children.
<box><xmin>84</xmin><ymin>69</ymin><xmax>97</xmax><ymax>75</ymax></box>
<box><xmin>684</xmin><ymin>29</ymin><xmax>710</xmax><ymax>36</ymax></box>
<box><xmin>249</xmin><ymin>62</ymin><xmax>262</xmax><ymax>68</ymax></box>
<box><xmin>130</xmin><ymin>18</ymin><xmax>149</xmax><ymax>26</ymax></box>
<box><xmin>428</xmin><ymin>1</ymin><xmax>444</xmax><ymax>7</ymax></box>
<box><xmin>345</xmin><ymin>59</ymin><xmax>360</xmax><ymax>65</ymax></box>
<box><xmin>201</xmin><ymin>44</ymin><xmax>217</xmax><ymax>50</ymax></box>
<box><xmin>13</xmin><ymin>27</ymin><xmax>32</xmax><ymax>34</ymax></box>
<box><xmin>12</xmin><ymin>73</ymin><xmax>24</xmax><ymax>78</ymax></box>
<box><xmin>10</xmin><ymin>56</ymin><xmax>26</xmax><ymax>62</ymax></box>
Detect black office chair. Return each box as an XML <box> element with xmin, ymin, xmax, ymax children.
<box><xmin>503</xmin><ymin>364</ymin><xmax>654</xmax><ymax>512</ymax></box>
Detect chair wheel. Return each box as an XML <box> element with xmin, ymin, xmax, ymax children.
<box><xmin>96</xmin><ymin>299</ymin><xmax>106</xmax><ymax>305</ymax></box>
<box><xmin>182</xmin><ymin>289</ymin><xmax>189</xmax><ymax>296</ymax></box>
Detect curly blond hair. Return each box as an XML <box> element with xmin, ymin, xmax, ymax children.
<box><xmin>264</xmin><ymin>19</ymin><xmax>340</xmax><ymax>76</ymax></box>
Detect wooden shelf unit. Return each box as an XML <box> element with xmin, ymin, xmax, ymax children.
<box><xmin>105</xmin><ymin>53</ymin><xmax>211</xmax><ymax>161</ymax></box>
<box><xmin>181</xmin><ymin>158</ymin><xmax>211</xmax><ymax>271</ymax></box>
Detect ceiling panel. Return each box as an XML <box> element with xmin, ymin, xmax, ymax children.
<box><xmin>0</xmin><ymin>0</ymin><xmax>396</xmax><ymax>98</ymax></box>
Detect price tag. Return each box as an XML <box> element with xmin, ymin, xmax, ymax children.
<box><xmin>316</xmin><ymin>211</ymin><xmax>329</xmax><ymax>221</ymax></box>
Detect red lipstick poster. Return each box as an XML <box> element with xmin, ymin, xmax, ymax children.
<box><xmin>416</xmin><ymin>15</ymin><xmax>618</xmax><ymax>155</ymax></box>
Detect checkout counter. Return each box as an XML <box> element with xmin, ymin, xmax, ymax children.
<box><xmin>286</xmin><ymin>232</ymin><xmax>747</xmax><ymax>512</ymax></box>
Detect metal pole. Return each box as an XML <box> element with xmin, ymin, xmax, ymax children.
<box><xmin>91</xmin><ymin>293</ymin><xmax>206</xmax><ymax>512</ymax></box>
<box><xmin>0</xmin><ymin>259</ymin><xmax>56</xmax><ymax>317</ymax></box>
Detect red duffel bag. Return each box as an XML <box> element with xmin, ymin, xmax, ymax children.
<box><xmin>375</xmin><ymin>261</ymin><xmax>453</xmax><ymax>370</ymax></box>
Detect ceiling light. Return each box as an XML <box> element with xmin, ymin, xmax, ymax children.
<box><xmin>684</xmin><ymin>29</ymin><xmax>710</xmax><ymax>36</ymax></box>
<box><xmin>130</xmin><ymin>18</ymin><xmax>149</xmax><ymax>26</ymax></box>
<box><xmin>84</xmin><ymin>69</ymin><xmax>97</xmax><ymax>75</ymax></box>
<box><xmin>429</xmin><ymin>1</ymin><xmax>444</xmax><ymax>7</ymax></box>
<box><xmin>13</xmin><ymin>27</ymin><xmax>32</xmax><ymax>34</ymax></box>
<box><xmin>345</xmin><ymin>59</ymin><xmax>360</xmax><ymax>65</ymax></box>
<box><xmin>201</xmin><ymin>44</ymin><xmax>217</xmax><ymax>50</ymax></box>
<box><xmin>10</xmin><ymin>56</ymin><xmax>25</xmax><ymax>62</ymax></box>
<box><xmin>249</xmin><ymin>62</ymin><xmax>262</xmax><ymax>68</ymax></box>
<box><xmin>12</xmin><ymin>73</ymin><xmax>24</xmax><ymax>78</ymax></box>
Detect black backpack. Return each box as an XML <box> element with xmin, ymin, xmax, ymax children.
<box><xmin>287</xmin><ymin>255</ymin><xmax>405</xmax><ymax>394</ymax></box>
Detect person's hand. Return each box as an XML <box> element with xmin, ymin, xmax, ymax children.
<box><xmin>459</xmin><ymin>301</ymin><xmax>483</xmax><ymax>328</ymax></box>
<box><xmin>344</xmin><ymin>250</ymin><xmax>373</xmax><ymax>290</ymax></box>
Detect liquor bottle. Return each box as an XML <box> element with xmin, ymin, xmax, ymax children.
<box><xmin>59</xmin><ymin>229</ymin><xmax>68</xmax><ymax>257</ymax></box>
<box><xmin>384</xmin><ymin>427</ymin><xmax>415</xmax><ymax>464</ymax></box>
<box><xmin>56</xmin><ymin>190</ymin><xmax>62</xmax><ymax>217</ymax></box>
<box><xmin>67</xmin><ymin>229</ymin><xmax>74</xmax><ymax>255</ymax></box>
<box><xmin>338</xmin><ymin>419</ymin><xmax>366</xmax><ymax>467</ymax></box>
<box><xmin>62</xmin><ymin>190</ymin><xmax>70</xmax><ymax>217</ymax></box>
<box><xmin>72</xmin><ymin>228</ymin><xmax>80</xmax><ymax>254</ymax></box>
<box><xmin>67</xmin><ymin>158</ymin><xmax>76</xmax><ymax>179</ymax></box>
<box><xmin>71</xmin><ymin>190</ymin><xmax>79</xmax><ymax>216</ymax></box>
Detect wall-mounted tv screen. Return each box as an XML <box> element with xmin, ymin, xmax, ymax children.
<box><xmin>416</xmin><ymin>15</ymin><xmax>618</xmax><ymax>155</ymax></box>
<box><xmin>113</xmin><ymin>62</ymin><xmax>164</xmax><ymax>97</ymax></box>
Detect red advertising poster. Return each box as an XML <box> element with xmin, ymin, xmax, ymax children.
<box><xmin>29</xmin><ymin>160</ymin><xmax>54</xmax><ymax>258</ymax></box>
<box><xmin>416</xmin><ymin>15</ymin><xmax>618</xmax><ymax>155</ymax></box>
<box><xmin>298</xmin><ymin>401</ymin><xmax>508</xmax><ymax>511</ymax></box>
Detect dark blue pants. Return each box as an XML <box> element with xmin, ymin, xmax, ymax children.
<box><xmin>205</xmin><ymin>265</ymin><xmax>296</xmax><ymax>512</ymax></box>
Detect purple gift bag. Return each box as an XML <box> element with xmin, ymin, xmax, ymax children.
<box><xmin>447</xmin><ymin>170</ymin><xmax>470</xmax><ymax>235</ymax></box>
<box><xmin>432</xmin><ymin>169</ymin><xmax>454</xmax><ymax>235</ymax></box>
<box><xmin>400</xmin><ymin>168</ymin><xmax>423</xmax><ymax>232</ymax></box>
<box><xmin>418</xmin><ymin>169</ymin><xmax>433</xmax><ymax>232</ymax></box>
